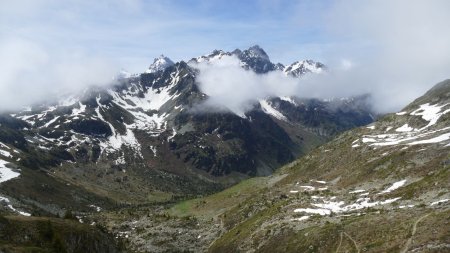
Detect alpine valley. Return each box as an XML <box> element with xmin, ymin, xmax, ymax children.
<box><xmin>0</xmin><ymin>46</ymin><xmax>448</xmax><ymax>252</ymax></box>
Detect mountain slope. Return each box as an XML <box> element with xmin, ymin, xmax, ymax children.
<box><xmin>108</xmin><ymin>79</ymin><xmax>450</xmax><ymax>252</ymax></box>
<box><xmin>207</xmin><ymin>79</ymin><xmax>450</xmax><ymax>252</ymax></box>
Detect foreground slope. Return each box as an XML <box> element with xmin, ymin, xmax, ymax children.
<box><xmin>208</xmin><ymin>79</ymin><xmax>450</xmax><ymax>252</ymax></box>
<box><xmin>107</xmin><ymin>79</ymin><xmax>450</xmax><ymax>252</ymax></box>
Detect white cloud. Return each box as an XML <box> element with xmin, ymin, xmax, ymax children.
<box><xmin>321</xmin><ymin>0</ymin><xmax>450</xmax><ymax>112</ymax></box>
<box><xmin>195</xmin><ymin>0</ymin><xmax>450</xmax><ymax>114</ymax></box>
<box><xmin>340</xmin><ymin>59</ymin><xmax>353</xmax><ymax>71</ymax></box>
<box><xmin>193</xmin><ymin>56</ymin><xmax>302</xmax><ymax>116</ymax></box>
<box><xmin>0</xmin><ymin>38</ymin><xmax>117</xmax><ymax>110</ymax></box>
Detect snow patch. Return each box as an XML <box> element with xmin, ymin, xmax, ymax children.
<box><xmin>149</xmin><ymin>146</ymin><xmax>157</xmax><ymax>157</ymax></box>
<box><xmin>291</xmin><ymin>216</ymin><xmax>310</xmax><ymax>221</ymax></box>
<box><xmin>349</xmin><ymin>189</ymin><xmax>366</xmax><ymax>194</ymax></box>
<box><xmin>71</xmin><ymin>102</ymin><xmax>86</xmax><ymax>116</ymax></box>
<box><xmin>96</xmin><ymin>97</ymin><xmax>142</xmax><ymax>155</ymax></box>
<box><xmin>398</xmin><ymin>205</ymin><xmax>415</xmax><ymax>209</ymax></box>
<box><xmin>294</xmin><ymin>208</ymin><xmax>330</xmax><ymax>215</ymax></box>
<box><xmin>43</xmin><ymin>116</ymin><xmax>60</xmax><ymax>128</ymax></box>
<box><xmin>379</xmin><ymin>180</ymin><xmax>407</xmax><ymax>194</ymax></box>
<box><xmin>0</xmin><ymin>149</ymin><xmax>12</xmax><ymax>158</ymax></box>
<box><xmin>0</xmin><ymin>196</ymin><xmax>30</xmax><ymax>216</ymax></box>
<box><xmin>430</xmin><ymin>199</ymin><xmax>448</xmax><ymax>206</ymax></box>
<box><xmin>410</xmin><ymin>103</ymin><xmax>450</xmax><ymax>130</ymax></box>
<box><xmin>300</xmin><ymin>186</ymin><xmax>315</xmax><ymax>191</ymax></box>
<box><xmin>279</xmin><ymin>96</ymin><xmax>297</xmax><ymax>106</ymax></box>
<box><xmin>396</xmin><ymin>124</ymin><xmax>415</xmax><ymax>132</ymax></box>
<box><xmin>89</xmin><ymin>204</ymin><xmax>102</xmax><ymax>212</ymax></box>
<box><xmin>167</xmin><ymin>128</ymin><xmax>177</xmax><ymax>142</ymax></box>
<box><xmin>408</xmin><ymin>132</ymin><xmax>450</xmax><ymax>145</ymax></box>
<box><xmin>259</xmin><ymin>100</ymin><xmax>287</xmax><ymax>121</ymax></box>
<box><xmin>0</xmin><ymin>160</ymin><xmax>20</xmax><ymax>183</ymax></box>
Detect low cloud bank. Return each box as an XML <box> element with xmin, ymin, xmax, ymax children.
<box><xmin>192</xmin><ymin>56</ymin><xmax>373</xmax><ymax>116</ymax></box>
<box><xmin>0</xmin><ymin>38</ymin><xmax>118</xmax><ymax>111</ymax></box>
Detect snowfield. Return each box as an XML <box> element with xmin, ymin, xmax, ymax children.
<box><xmin>0</xmin><ymin>160</ymin><xmax>20</xmax><ymax>183</ymax></box>
<box><xmin>354</xmin><ymin>102</ymin><xmax>450</xmax><ymax>147</ymax></box>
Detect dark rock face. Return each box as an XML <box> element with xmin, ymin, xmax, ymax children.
<box><xmin>69</xmin><ymin>119</ymin><xmax>113</xmax><ymax>137</ymax></box>
<box><xmin>234</xmin><ymin>45</ymin><xmax>276</xmax><ymax>73</ymax></box>
<box><xmin>268</xmin><ymin>96</ymin><xmax>374</xmax><ymax>136</ymax></box>
<box><xmin>171</xmin><ymin>111</ymin><xmax>295</xmax><ymax>176</ymax></box>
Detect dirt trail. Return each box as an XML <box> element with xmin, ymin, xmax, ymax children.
<box><xmin>335</xmin><ymin>231</ymin><xmax>360</xmax><ymax>253</ymax></box>
<box><xmin>343</xmin><ymin>232</ymin><xmax>360</xmax><ymax>253</ymax></box>
<box><xmin>335</xmin><ymin>232</ymin><xmax>343</xmax><ymax>253</ymax></box>
<box><xmin>400</xmin><ymin>213</ymin><xmax>432</xmax><ymax>253</ymax></box>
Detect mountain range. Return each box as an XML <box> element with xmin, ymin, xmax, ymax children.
<box><xmin>0</xmin><ymin>45</ymin><xmax>374</xmax><ymax>215</ymax></box>
<box><xmin>3</xmin><ymin>46</ymin><xmax>446</xmax><ymax>252</ymax></box>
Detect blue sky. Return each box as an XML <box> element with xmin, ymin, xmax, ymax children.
<box><xmin>1</xmin><ymin>0</ymin><xmax>450</xmax><ymax>112</ymax></box>
<box><xmin>1</xmin><ymin>0</ymin><xmax>335</xmax><ymax>72</ymax></box>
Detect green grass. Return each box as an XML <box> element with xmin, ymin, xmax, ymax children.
<box><xmin>208</xmin><ymin>199</ymin><xmax>289</xmax><ymax>253</ymax></box>
<box><xmin>169</xmin><ymin>176</ymin><xmax>269</xmax><ymax>219</ymax></box>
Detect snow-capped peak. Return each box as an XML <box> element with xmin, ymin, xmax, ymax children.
<box><xmin>283</xmin><ymin>60</ymin><xmax>324</xmax><ymax>77</ymax></box>
<box><xmin>145</xmin><ymin>55</ymin><xmax>174</xmax><ymax>73</ymax></box>
<box><xmin>241</xmin><ymin>45</ymin><xmax>270</xmax><ymax>61</ymax></box>
<box><xmin>190</xmin><ymin>50</ymin><xmax>231</xmax><ymax>63</ymax></box>
<box><xmin>189</xmin><ymin>46</ymin><xmax>324</xmax><ymax>76</ymax></box>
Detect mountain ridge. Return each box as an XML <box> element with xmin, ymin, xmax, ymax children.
<box><xmin>0</xmin><ymin>45</ymin><xmax>373</xmax><ymax>222</ymax></box>
<box><xmin>188</xmin><ymin>44</ymin><xmax>325</xmax><ymax>76</ymax></box>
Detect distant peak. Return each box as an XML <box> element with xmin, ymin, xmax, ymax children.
<box><xmin>242</xmin><ymin>45</ymin><xmax>270</xmax><ymax>60</ymax></box>
<box><xmin>211</xmin><ymin>49</ymin><xmax>225</xmax><ymax>55</ymax></box>
<box><xmin>189</xmin><ymin>50</ymin><xmax>231</xmax><ymax>64</ymax></box>
<box><xmin>154</xmin><ymin>54</ymin><xmax>173</xmax><ymax>62</ymax></box>
<box><xmin>284</xmin><ymin>59</ymin><xmax>325</xmax><ymax>77</ymax></box>
<box><xmin>249</xmin><ymin>44</ymin><xmax>262</xmax><ymax>50</ymax></box>
<box><xmin>146</xmin><ymin>55</ymin><xmax>174</xmax><ymax>73</ymax></box>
